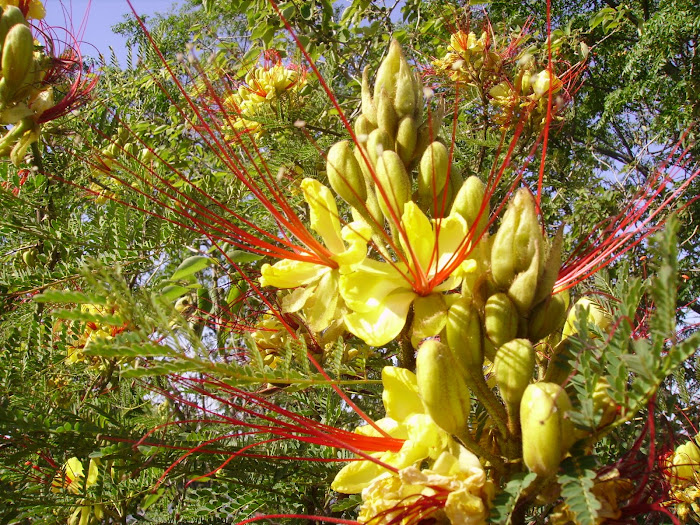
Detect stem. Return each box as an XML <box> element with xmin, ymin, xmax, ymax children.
<box><xmin>463</xmin><ymin>367</ymin><xmax>509</xmax><ymax>438</ymax></box>
<box><xmin>398</xmin><ymin>309</ymin><xmax>416</xmax><ymax>371</ymax></box>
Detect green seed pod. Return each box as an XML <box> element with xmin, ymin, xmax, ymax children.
<box><xmin>0</xmin><ymin>6</ymin><xmax>26</xmax><ymax>54</ymax></box>
<box><xmin>416</xmin><ymin>339</ymin><xmax>471</xmax><ymax>436</ymax></box>
<box><xmin>484</xmin><ymin>292</ymin><xmax>518</xmax><ymax>348</ymax></box>
<box><xmin>2</xmin><ymin>24</ymin><xmax>34</xmax><ymax>93</ymax></box>
<box><xmin>375</xmin><ymin>150</ymin><xmax>410</xmax><ymax>221</ymax></box>
<box><xmin>395</xmin><ymin>116</ymin><xmax>417</xmax><ymax>165</ymax></box>
<box><xmin>491</xmin><ymin>188</ymin><xmax>544</xmax><ymax>289</ymax></box>
<box><xmin>451</xmin><ymin>176</ymin><xmax>489</xmax><ymax>237</ymax></box>
<box><xmin>445</xmin><ymin>297</ymin><xmax>483</xmax><ymax>371</ymax></box>
<box><xmin>326</xmin><ymin>140</ymin><xmax>367</xmax><ymax>210</ymax></box>
<box><xmin>418</xmin><ymin>141</ymin><xmax>449</xmax><ymax>202</ymax></box>
<box><xmin>361</xmin><ymin>67</ymin><xmax>376</xmax><ymax>125</ymax></box>
<box><xmin>494</xmin><ymin>339</ymin><xmax>535</xmax><ymax>409</ymax></box>
<box><xmin>520</xmin><ymin>382</ymin><xmax>574</xmax><ymax>477</ymax></box>
<box><xmin>376</xmin><ymin>87</ymin><xmax>398</xmax><ymax>138</ymax></box>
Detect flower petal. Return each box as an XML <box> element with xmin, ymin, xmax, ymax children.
<box><xmin>260</xmin><ymin>260</ymin><xmax>328</xmax><ymax>288</ymax></box>
<box><xmin>301</xmin><ymin>178</ymin><xmax>345</xmax><ymax>254</ymax></box>
<box><xmin>339</xmin><ymin>259</ymin><xmax>408</xmax><ymax>313</ymax></box>
<box><xmin>331</xmin><ymin>456</ymin><xmax>388</xmax><ymax>494</ymax></box>
<box><xmin>343</xmin><ymin>289</ymin><xmax>415</xmax><ymax>347</ymax></box>
<box><xmin>381</xmin><ymin>367</ymin><xmax>424</xmax><ymax>421</ymax></box>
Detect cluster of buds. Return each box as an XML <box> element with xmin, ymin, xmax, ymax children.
<box><xmin>432</xmin><ymin>29</ymin><xmax>566</xmax><ymax>131</ymax></box>
<box><xmin>0</xmin><ymin>2</ymin><xmax>54</xmax><ymax>164</ymax></box>
<box><xmin>222</xmin><ymin>50</ymin><xmax>307</xmax><ymax>136</ymax></box>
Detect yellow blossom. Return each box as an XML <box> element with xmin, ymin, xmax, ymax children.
<box><xmin>51</xmin><ymin>457</ymin><xmax>104</xmax><ymax>525</ymax></box>
<box><xmin>339</xmin><ymin>201</ymin><xmax>472</xmax><ymax>346</ymax></box>
<box><xmin>331</xmin><ymin>366</ymin><xmax>453</xmax><ymax>494</ymax></box>
<box><xmin>260</xmin><ymin>178</ymin><xmax>370</xmax><ymax>332</ymax></box>
<box><xmin>358</xmin><ymin>447</ymin><xmax>494</xmax><ymax>524</ymax></box>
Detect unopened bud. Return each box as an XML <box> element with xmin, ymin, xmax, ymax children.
<box><xmin>361</xmin><ymin>67</ymin><xmax>376</xmax><ymax>125</ymax></box>
<box><xmin>2</xmin><ymin>24</ymin><xmax>34</xmax><ymax>93</ymax></box>
<box><xmin>494</xmin><ymin>339</ymin><xmax>535</xmax><ymax>410</ymax></box>
<box><xmin>0</xmin><ymin>7</ymin><xmax>26</xmax><ymax>52</ymax></box>
<box><xmin>521</xmin><ymin>382</ymin><xmax>574</xmax><ymax>477</ymax></box>
<box><xmin>395</xmin><ymin>116</ymin><xmax>417</xmax><ymax>165</ymax></box>
<box><xmin>374</xmin><ymin>39</ymin><xmax>404</xmax><ymax>102</ymax></box>
<box><xmin>366</xmin><ymin>128</ymin><xmax>393</xmax><ymax>167</ymax></box>
<box><xmin>484</xmin><ymin>292</ymin><xmax>518</xmax><ymax>348</ymax></box>
<box><xmin>532</xmin><ymin>226</ymin><xmax>564</xmax><ymax>306</ymax></box>
<box><xmin>529</xmin><ymin>291</ymin><xmax>569</xmax><ymax>342</ymax></box>
<box><xmin>416</xmin><ymin>339</ymin><xmax>471</xmax><ymax>436</ymax></box>
<box><xmin>491</xmin><ymin>188</ymin><xmax>544</xmax><ymax>289</ymax></box>
<box><xmin>562</xmin><ymin>298</ymin><xmax>612</xmax><ymax>339</ymax></box>
<box><xmin>393</xmin><ymin>54</ymin><xmax>418</xmax><ymax>118</ymax></box>
<box><xmin>375</xmin><ymin>150</ymin><xmax>410</xmax><ymax>221</ymax></box>
<box><xmin>445</xmin><ymin>297</ymin><xmax>483</xmax><ymax>371</ymax></box>
<box><xmin>326</xmin><ymin>140</ymin><xmax>367</xmax><ymax>210</ymax></box>
<box><xmin>376</xmin><ymin>87</ymin><xmax>398</xmax><ymax>137</ymax></box>
<box><xmin>418</xmin><ymin>141</ymin><xmax>449</xmax><ymax>202</ymax></box>
<box><xmin>354</xmin><ymin>114</ymin><xmax>376</xmax><ymax>138</ymax></box>
<box><xmin>451</xmin><ymin>175</ymin><xmax>489</xmax><ymax>237</ymax></box>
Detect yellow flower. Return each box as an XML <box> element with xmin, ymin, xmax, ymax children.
<box><xmin>260</xmin><ymin>178</ymin><xmax>370</xmax><ymax>332</ymax></box>
<box><xmin>0</xmin><ymin>0</ymin><xmax>45</xmax><ymax>19</ymax></box>
<box><xmin>358</xmin><ymin>447</ymin><xmax>494</xmax><ymax>524</ymax></box>
<box><xmin>331</xmin><ymin>366</ymin><xmax>453</xmax><ymax>494</ymax></box>
<box><xmin>339</xmin><ymin>201</ymin><xmax>472</xmax><ymax>346</ymax></box>
<box><xmin>51</xmin><ymin>457</ymin><xmax>104</xmax><ymax>525</ymax></box>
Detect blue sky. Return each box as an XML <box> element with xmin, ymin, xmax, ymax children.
<box><xmin>45</xmin><ymin>0</ymin><xmax>182</xmax><ymax>62</ymax></box>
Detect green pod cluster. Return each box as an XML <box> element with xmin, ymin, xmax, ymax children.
<box><xmin>520</xmin><ymin>382</ymin><xmax>574</xmax><ymax>477</ymax></box>
<box><xmin>416</xmin><ymin>339</ymin><xmax>471</xmax><ymax>436</ymax></box>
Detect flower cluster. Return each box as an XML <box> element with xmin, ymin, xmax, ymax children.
<box><xmin>223</xmin><ymin>50</ymin><xmax>307</xmax><ymax>136</ymax></box>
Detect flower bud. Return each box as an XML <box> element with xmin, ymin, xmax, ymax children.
<box><xmin>0</xmin><ymin>6</ymin><xmax>26</xmax><ymax>52</ymax></box>
<box><xmin>418</xmin><ymin>141</ymin><xmax>449</xmax><ymax>202</ymax></box>
<box><xmin>562</xmin><ymin>298</ymin><xmax>612</xmax><ymax>339</ymax></box>
<box><xmin>528</xmin><ymin>291</ymin><xmax>569</xmax><ymax>342</ymax></box>
<box><xmin>451</xmin><ymin>175</ymin><xmax>489</xmax><ymax>237</ymax></box>
<box><xmin>326</xmin><ymin>140</ymin><xmax>367</xmax><ymax>210</ymax></box>
<box><xmin>373</xmin><ymin>39</ymin><xmax>404</xmax><ymax>102</ymax></box>
<box><xmin>354</xmin><ymin>114</ymin><xmax>376</xmax><ymax>138</ymax></box>
<box><xmin>416</xmin><ymin>339</ymin><xmax>471</xmax><ymax>436</ymax></box>
<box><xmin>395</xmin><ymin>116</ymin><xmax>417</xmax><ymax>165</ymax></box>
<box><xmin>507</xmin><ymin>241</ymin><xmax>542</xmax><ymax>313</ymax></box>
<box><xmin>361</xmin><ymin>67</ymin><xmax>376</xmax><ymax>125</ymax></box>
<box><xmin>393</xmin><ymin>56</ymin><xmax>419</xmax><ymax>119</ymax></box>
<box><xmin>484</xmin><ymin>292</ymin><xmax>518</xmax><ymax>348</ymax></box>
<box><xmin>532</xmin><ymin>226</ymin><xmax>564</xmax><ymax>307</ymax></box>
<box><xmin>2</xmin><ymin>23</ymin><xmax>34</xmax><ymax>93</ymax></box>
<box><xmin>446</xmin><ymin>297</ymin><xmax>483</xmax><ymax>371</ymax></box>
<box><xmin>521</xmin><ymin>382</ymin><xmax>574</xmax><ymax>477</ymax></box>
<box><xmin>375</xmin><ymin>150</ymin><xmax>410</xmax><ymax>221</ymax></box>
<box><xmin>366</xmin><ymin>128</ymin><xmax>393</xmax><ymax>167</ymax></box>
<box><xmin>375</xmin><ymin>87</ymin><xmax>398</xmax><ymax>137</ymax></box>
<box><xmin>491</xmin><ymin>188</ymin><xmax>544</xmax><ymax>290</ymax></box>
<box><xmin>494</xmin><ymin>339</ymin><xmax>535</xmax><ymax>410</ymax></box>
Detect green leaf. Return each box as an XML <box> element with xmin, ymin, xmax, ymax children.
<box><xmin>171</xmin><ymin>255</ymin><xmax>211</xmax><ymax>281</ymax></box>
<box><xmin>490</xmin><ymin>472</ymin><xmax>536</xmax><ymax>524</ymax></box>
<box><xmin>160</xmin><ymin>284</ymin><xmax>190</xmax><ymax>302</ymax></box>
<box><xmin>225</xmin><ymin>249</ymin><xmax>264</xmax><ymax>263</ymax></box>
<box><xmin>559</xmin><ymin>456</ymin><xmax>601</xmax><ymax>525</ymax></box>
